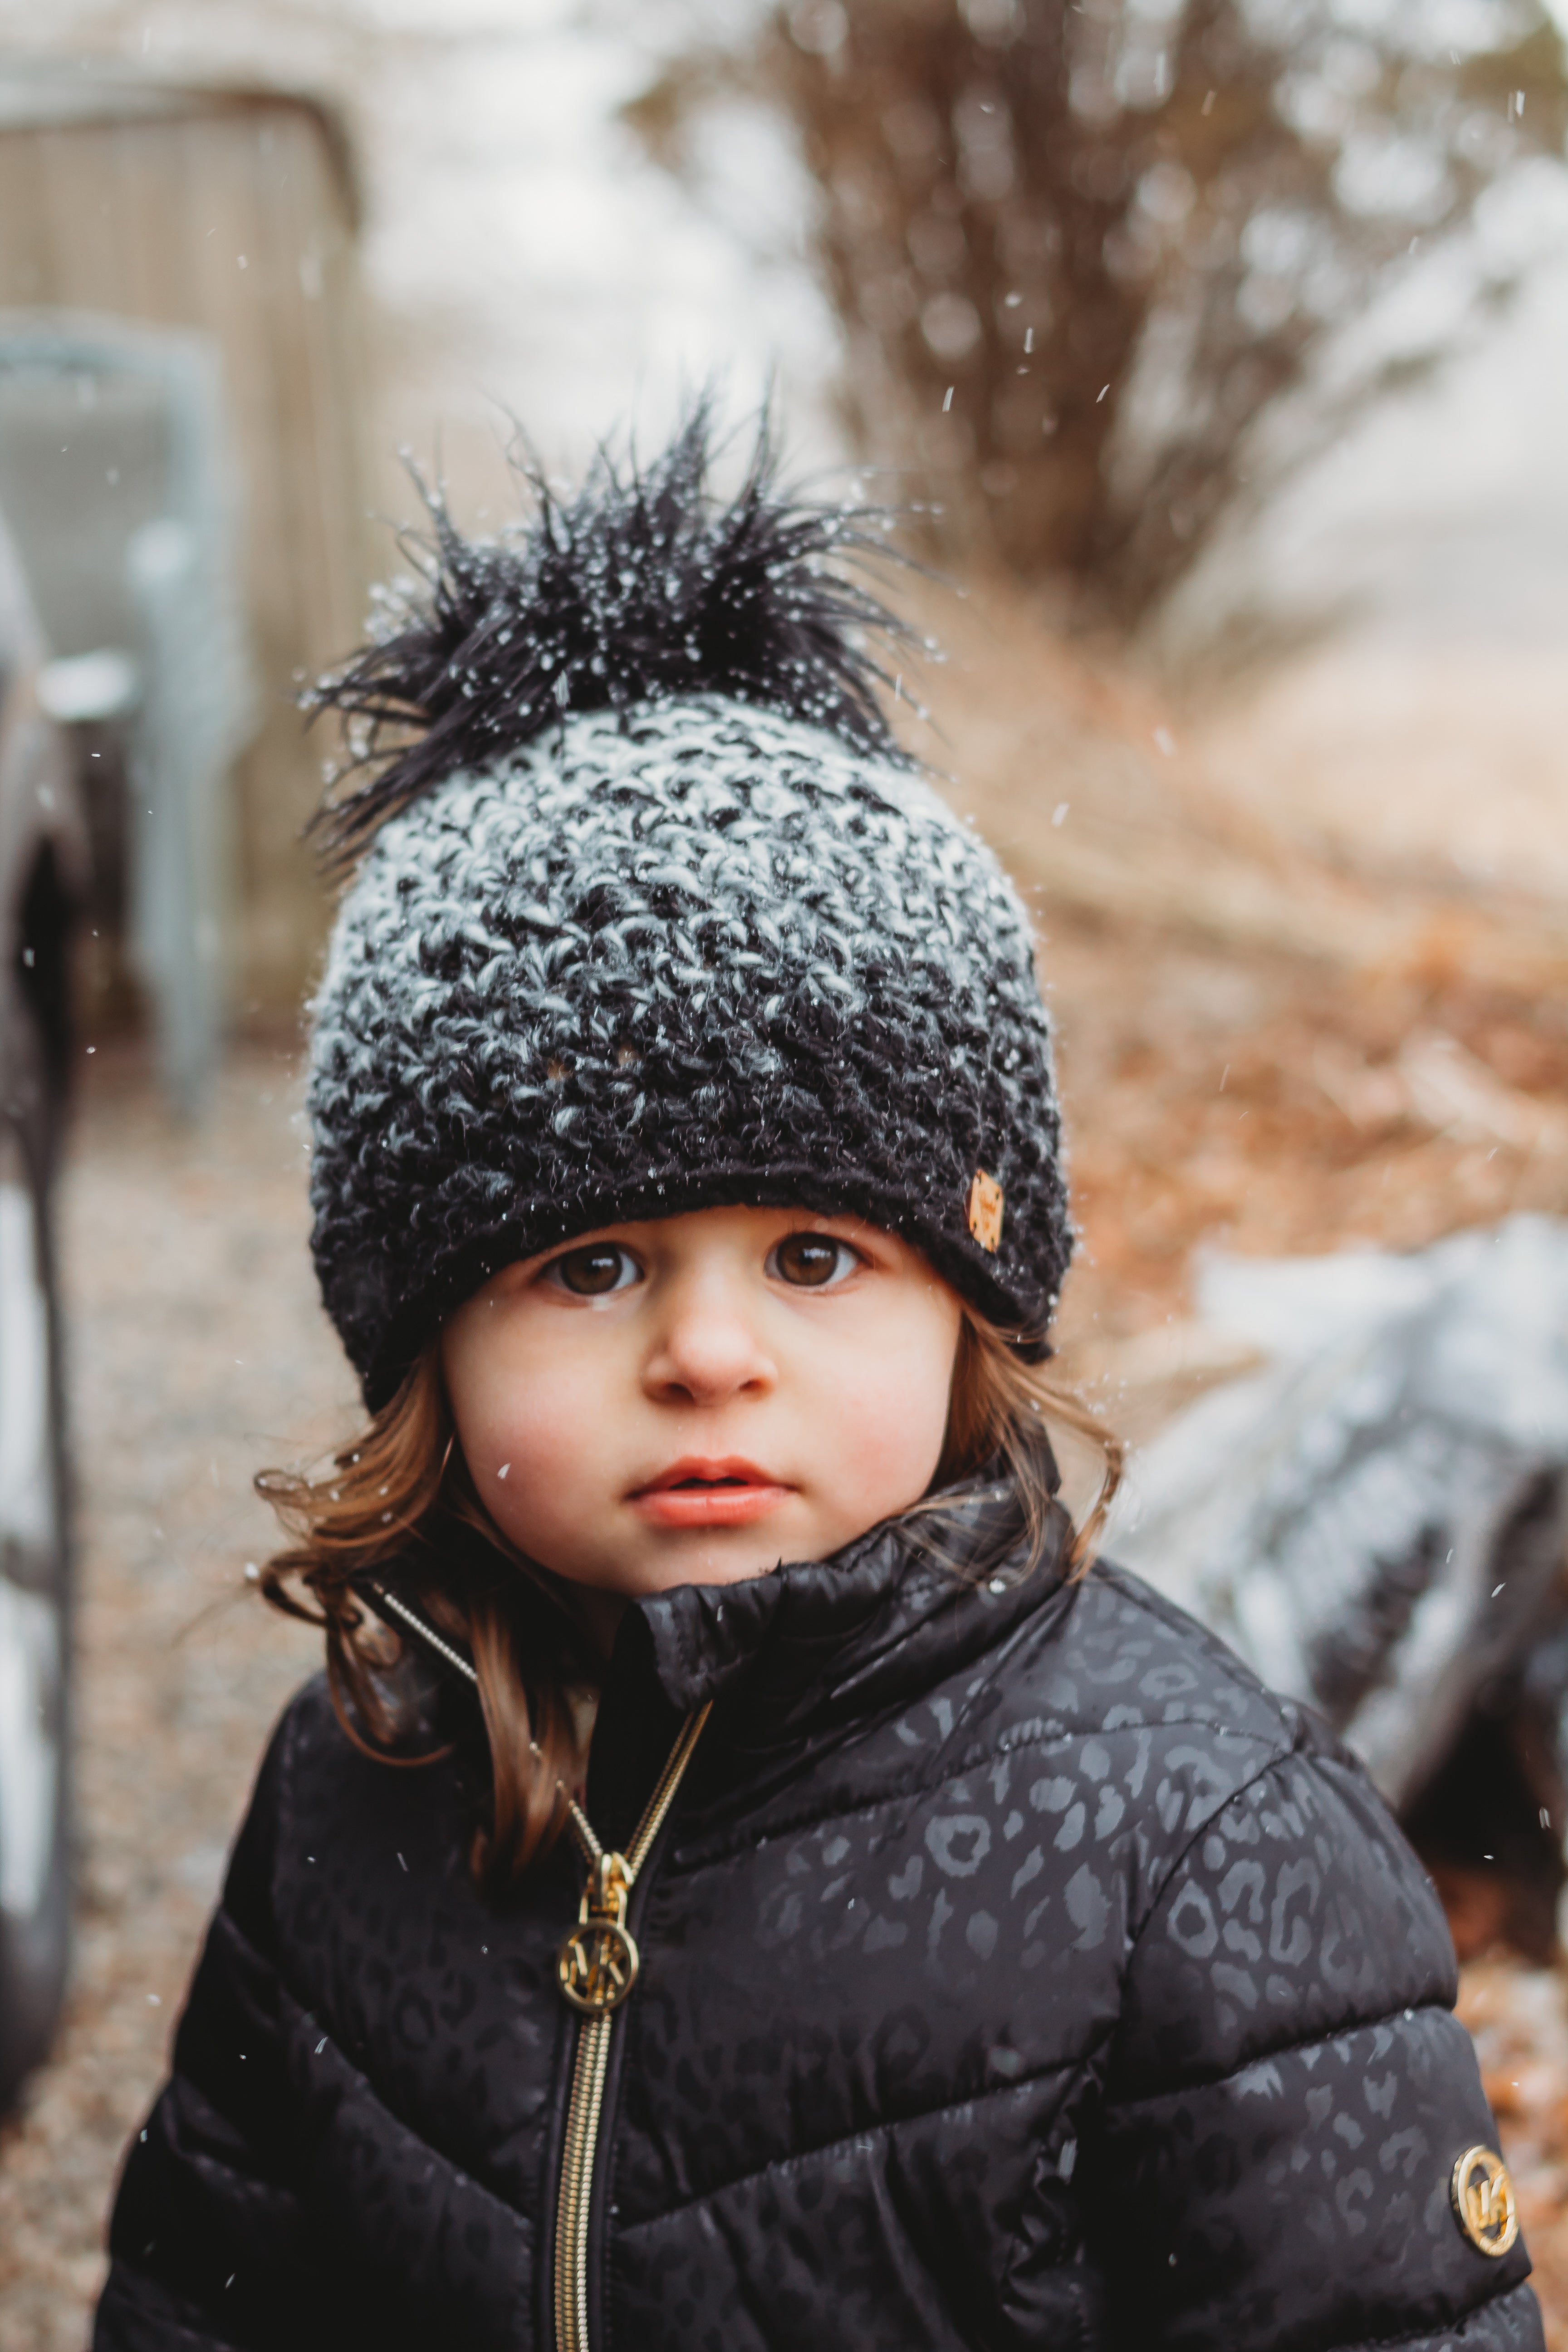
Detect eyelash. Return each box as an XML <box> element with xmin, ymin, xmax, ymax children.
<box><xmin>543</xmin><ymin>1245</ymin><xmax>641</xmax><ymax>1297</ymax></box>
<box><xmin>540</xmin><ymin>1232</ymin><xmax>866</xmax><ymax>1296</ymax></box>
<box><xmin>766</xmin><ymin>1234</ymin><xmax>864</xmax><ymax>1289</ymax></box>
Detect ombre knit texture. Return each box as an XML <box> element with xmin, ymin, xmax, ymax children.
<box><xmin>307</xmin><ymin>694</ymin><xmax>1070</xmax><ymax>1404</ymax></box>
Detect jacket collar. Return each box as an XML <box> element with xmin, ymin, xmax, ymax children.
<box><xmin>618</xmin><ymin>1471</ymin><xmax>1069</xmax><ymax>1730</ymax></box>
<box><xmin>371</xmin><ymin>1472</ymin><xmax>1071</xmax><ymax>1843</ymax></box>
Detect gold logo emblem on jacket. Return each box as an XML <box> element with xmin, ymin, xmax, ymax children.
<box><xmin>1451</xmin><ymin>2146</ymin><xmax>1518</xmax><ymax>2257</ymax></box>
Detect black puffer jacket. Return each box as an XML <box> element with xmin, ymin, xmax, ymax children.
<box><xmin>97</xmin><ymin>1485</ymin><xmax>1538</xmax><ymax>2352</ymax></box>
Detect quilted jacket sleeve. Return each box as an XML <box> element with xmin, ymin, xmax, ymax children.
<box><xmin>1091</xmin><ymin>1720</ymin><xmax>1543</xmax><ymax>2352</ymax></box>
<box><xmin>93</xmin><ymin>1713</ymin><xmax>315</xmax><ymax>2352</ymax></box>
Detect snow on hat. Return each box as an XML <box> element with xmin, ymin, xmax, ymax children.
<box><xmin>304</xmin><ymin>409</ymin><xmax>1071</xmax><ymax>1406</ymax></box>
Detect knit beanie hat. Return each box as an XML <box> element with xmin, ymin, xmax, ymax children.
<box><xmin>305</xmin><ymin>414</ymin><xmax>1071</xmax><ymax>1408</ymax></box>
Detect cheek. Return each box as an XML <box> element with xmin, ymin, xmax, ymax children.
<box><xmin>807</xmin><ymin>1297</ymin><xmax>959</xmax><ymax>1517</ymax></box>
<box><xmin>441</xmin><ymin>1320</ymin><xmax>609</xmax><ymax>1547</ymax></box>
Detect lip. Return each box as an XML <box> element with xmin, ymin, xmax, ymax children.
<box><xmin>628</xmin><ymin>1456</ymin><xmax>793</xmax><ymax>1529</ymax></box>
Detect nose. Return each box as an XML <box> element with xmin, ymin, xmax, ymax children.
<box><xmin>642</xmin><ymin>1261</ymin><xmax>776</xmax><ymax>1407</ymax></box>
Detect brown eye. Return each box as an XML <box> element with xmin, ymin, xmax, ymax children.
<box><xmin>770</xmin><ymin>1233</ymin><xmax>856</xmax><ymax>1289</ymax></box>
<box><xmin>551</xmin><ymin>1244</ymin><xmax>639</xmax><ymax>1297</ymax></box>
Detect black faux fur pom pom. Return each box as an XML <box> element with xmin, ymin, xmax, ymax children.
<box><xmin>309</xmin><ymin>402</ymin><xmax>917</xmax><ymax>867</ymax></box>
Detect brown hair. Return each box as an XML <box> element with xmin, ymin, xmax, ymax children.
<box><xmin>256</xmin><ymin>1307</ymin><xmax>1120</xmax><ymax>1889</ymax></box>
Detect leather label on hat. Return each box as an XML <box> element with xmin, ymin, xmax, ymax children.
<box><xmin>967</xmin><ymin>1169</ymin><xmax>1004</xmax><ymax>1254</ymax></box>
<box><xmin>1450</xmin><ymin>2146</ymin><xmax>1518</xmax><ymax>2257</ymax></box>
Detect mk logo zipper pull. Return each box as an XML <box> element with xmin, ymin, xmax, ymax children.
<box><xmin>558</xmin><ymin>1851</ymin><xmax>639</xmax><ymax>2014</ymax></box>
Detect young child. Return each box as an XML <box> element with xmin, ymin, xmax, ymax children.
<box><xmin>96</xmin><ymin>416</ymin><xmax>1536</xmax><ymax>2352</ymax></box>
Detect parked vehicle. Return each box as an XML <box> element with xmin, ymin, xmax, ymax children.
<box><xmin>0</xmin><ymin>504</ymin><xmax>81</xmax><ymax>2111</ymax></box>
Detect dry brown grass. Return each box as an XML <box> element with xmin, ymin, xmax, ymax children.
<box><xmin>904</xmin><ymin>571</ymin><xmax>1568</xmax><ymax>1362</ymax></box>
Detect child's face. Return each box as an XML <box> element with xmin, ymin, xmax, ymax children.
<box><xmin>441</xmin><ymin>1204</ymin><xmax>962</xmax><ymax>1599</ymax></box>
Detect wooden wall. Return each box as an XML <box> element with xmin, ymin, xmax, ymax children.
<box><xmin>0</xmin><ymin>79</ymin><xmax>371</xmax><ymax>1014</ymax></box>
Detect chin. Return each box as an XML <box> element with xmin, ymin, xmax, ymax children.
<box><xmin>638</xmin><ymin>1542</ymin><xmax>787</xmax><ymax>1592</ymax></box>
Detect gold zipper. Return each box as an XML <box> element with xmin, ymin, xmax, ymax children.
<box><xmin>360</xmin><ymin>1583</ymin><xmax>710</xmax><ymax>2352</ymax></box>
<box><xmin>553</xmin><ymin>1702</ymin><xmax>711</xmax><ymax>2352</ymax></box>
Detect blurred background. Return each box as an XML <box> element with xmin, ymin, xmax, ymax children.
<box><xmin>0</xmin><ymin>1</ymin><xmax>1564</xmax><ymax>2343</ymax></box>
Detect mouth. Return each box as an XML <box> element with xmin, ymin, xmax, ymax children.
<box><xmin>628</xmin><ymin>1457</ymin><xmax>792</xmax><ymax>1530</ymax></box>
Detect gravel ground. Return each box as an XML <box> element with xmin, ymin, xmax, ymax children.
<box><xmin>0</xmin><ymin>1041</ymin><xmax>354</xmax><ymax>2350</ymax></box>
<box><xmin>2</xmin><ymin>974</ymin><xmax>1566</xmax><ymax>2347</ymax></box>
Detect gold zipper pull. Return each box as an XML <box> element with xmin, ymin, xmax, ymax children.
<box><xmin>557</xmin><ymin>1849</ymin><xmax>639</xmax><ymax>2014</ymax></box>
